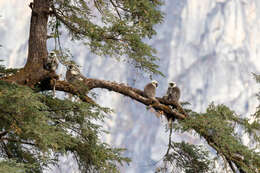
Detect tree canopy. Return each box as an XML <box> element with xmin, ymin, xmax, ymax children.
<box><xmin>0</xmin><ymin>0</ymin><xmax>260</xmax><ymax>173</ymax></box>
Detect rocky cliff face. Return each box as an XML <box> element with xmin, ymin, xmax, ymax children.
<box><xmin>0</xmin><ymin>0</ymin><xmax>259</xmax><ymax>172</ymax></box>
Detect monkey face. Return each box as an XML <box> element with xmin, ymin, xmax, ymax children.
<box><xmin>151</xmin><ymin>80</ymin><xmax>158</xmax><ymax>88</ymax></box>
<box><xmin>169</xmin><ymin>82</ymin><xmax>176</xmax><ymax>87</ymax></box>
<box><xmin>49</xmin><ymin>51</ymin><xmax>56</xmax><ymax>57</ymax></box>
<box><xmin>67</xmin><ymin>65</ymin><xmax>73</xmax><ymax>70</ymax></box>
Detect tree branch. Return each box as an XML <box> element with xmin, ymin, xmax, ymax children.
<box><xmin>51</xmin><ymin>6</ymin><xmax>124</xmax><ymax>42</ymax></box>
<box><xmin>1</xmin><ymin>137</ymin><xmax>35</xmax><ymax>146</ymax></box>
<box><xmin>202</xmin><ymin>135</ymin><xmax>247</xmax><ymax>173</ymax></box>
<box><xmin>50</xmin><ymin>79</ymin><xmax>96</xmax><ymax>104</ymax></box>
<box><xmin>51</xmin><ymin>78</ymin><xmax>187</xmax><ymax>120</ymax></box>
<box><xmin>109</xmin><ymin>0</ymin><xmax>122</xmax><ymax>20</ymax></box>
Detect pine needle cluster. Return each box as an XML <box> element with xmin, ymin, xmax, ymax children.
<box><xmin>0</xmin><ymin>79</ymin><xmax>130</xmax><ymax>172</ymax></box>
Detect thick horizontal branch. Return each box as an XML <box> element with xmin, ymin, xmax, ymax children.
<box><xmin>53</xmin><ymin>78</ymin><xmax>188</xmax><ymax>120</ymax></box>
<box><xmin>50</xmin><ymin>79</ymin><xmax>96</xmax><ymax>104</ymax></box>
<box><xmin>85</xmin><ymin>78</ymin><xmax>188</xmax><ymax>119</ymax></box>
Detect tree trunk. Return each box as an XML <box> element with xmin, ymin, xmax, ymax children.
<box><xmin>25</xmin><ymin>0</ymin><xmax>49</xmax><ymax>69</ymax></box>
<box><xmin>5</xmin><ymin>0</ymin><xmax>52</xmax><ymax>86</ymax></box>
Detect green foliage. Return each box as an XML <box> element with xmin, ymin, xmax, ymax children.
<box><xmin>50</xmin><ymin>0</ymin><xmax>164</xmax><ymax>75</ymax></box>
<box><xmin>253</xmin><ymin>73</ymin><xmax>260</xmax><ymax>118</ymax></box>
<box><xmin>253</xmin><ymin>73</ymin><xmax>260</xmax><ymax>83</ymax></box>
<box><xmin>0</xmin><ymin>160</ymin><xmax>27</xmax><ymax>173</ymax></box>
<box><xmin>174</xmin><ymin>104</ymin><xmax>260</xmax><ymax>172</ymax></box>
<box><xmin>0</xmin><ymin>81</ymin><xmax>130</xmax><ymax>172</ymax></box>
<box><xmin>2</xmin><ymin>0</ymin><xmax>260</xmax><ymax>171</ymax></box>
<box><xmin>160</xmin><ymin>142</ymin><xmax>213</xmax><ymax>173</ymax></box>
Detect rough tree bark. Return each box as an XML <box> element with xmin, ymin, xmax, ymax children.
<box><xmin>4</xmin><ymin>0</ymin><xmax>57</xmax><ymax>87</ymax></box>
<box><xmin>25</xmin><ymin>0</ymin><xmax>49</xmax><ymax>69</ymax></box>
